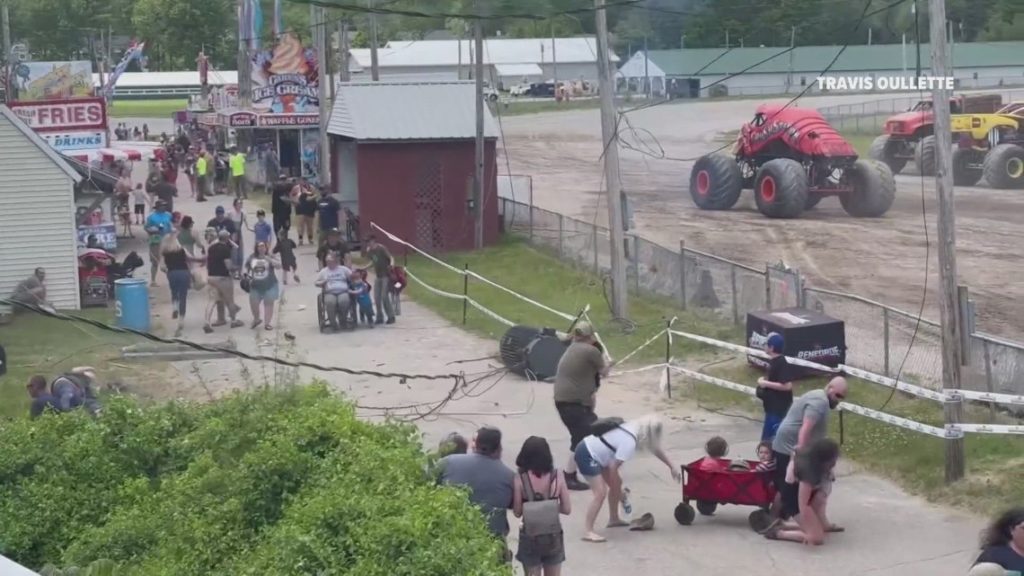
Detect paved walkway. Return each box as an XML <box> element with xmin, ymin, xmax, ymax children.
<box><xmin>126</xmin><ymin>176</ymin><xmax>983</xmax><ymax>576</ymax></box>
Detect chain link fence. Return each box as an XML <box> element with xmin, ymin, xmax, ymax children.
<box><xmin>818</xmin><ymin>88</ymin><xmax>1024</xmax><ymax>134</ymax></box>
<box><xmin>498</xmin><ymin>194</ymin><xmax>1024</xmax><ymax>396</ymax></box>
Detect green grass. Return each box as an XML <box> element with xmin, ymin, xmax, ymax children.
<box><xmin>402</xmin><ymin>236</ymin><xmax>1024</xmax><ymax>516</ymax></box>
<box><xmin>497</xmin><ymin>98</ymin><xmax>601</xmax><ymax>116</ymax></box>
<box><xmin>107</xmin><ymin>99</ymin><xmax>188</xmax><ymax>118</ymax></box>
<box><xmin>0</xmin><ymin>309</ymin><xmax>138</xmax><ymax>419</ymax></box>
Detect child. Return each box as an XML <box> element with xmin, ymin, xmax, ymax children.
<box><xmin>349</xmin><ymin>270</ymin><xmax>375</xmax><ymax>326</ymax></box>
<box><xmin>756</xmin><ymin>332</ymin><xmax>794</xmax><ymax>442</ymax></box>
<box><xmin>754</xmin><ymin>441</ymin><xmax>776</xmax><ymax>473</ymax></box>
<box><xmin>273</xmin><ymin>228</ymin><xmax>299</xmax><ymax>285</ymax></box>
<box><xmin>253</xmin><ymin>209</ymin><xmax>274</xmax><ymax>245</ymax></box>
<box><xmin>132</xmin><ymin>183</ymin><xmax>149</xmax><ymax>225</ymax></box>
<box><xmin>697</xmin><ymin>436</ymin><xmax>729</xmax><ymax>472</ymax></box>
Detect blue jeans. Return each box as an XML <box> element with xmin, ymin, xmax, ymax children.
<box><xmin>573</xmin><ymin>442</ymin><xmax>604</xmax><ymax>478</ymax></box>
<box><xmin>762</xmin><ymin>412</ymin><xmax>784</xmax><ymax>442</ymax></box>
<box><xmin>167</xmin><ymin>269</ymin><xmax>191</xmax><ymax>317</ymax></box>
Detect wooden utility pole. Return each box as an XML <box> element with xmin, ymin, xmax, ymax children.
<box><xmin>551</xmin><ymin>24</ymin><xmax>558</xmax><ymax>92</ymax></box>
<box><xmin>473</xmin><ymin>1</ymin><xmax>485</xmax><ymax>249</ymax></box>
<box><xmin>314</xmin><ymin>5</ymin><xmax>331</xmax><ymax>189</ymax></box>
<box><xmin>928</xmin><ymin>0</ymin><xmax>964</xmax><ymax>483</ymax></box>
<box><xmin>913</xmin><ymin>0</ymin><xmax>922</xmax><ymax>77</ymax></box>
<box><xmin>338</xmin><ymin>21</ymin><xmax>350</xmax><ymax>83</ymax></box>
<box><xmin>594</xmin><ymin>0</ymin><xmax>628</xmax><ymax>317</ymax></box>
<box><xmin>368</xmin><ymin>0</ymin><xmax>379</xmax><ymax>81</ymax></box>
<box><xmin>786</xmin><ymin>26</ymin><xmax>796</xmax><ymax>92</ymax></box>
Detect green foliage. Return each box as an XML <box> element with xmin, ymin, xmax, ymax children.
<box><xmin>0</xmin><ymin>386</ymin><xmax>511</xmax><ymax>575</ymax></box>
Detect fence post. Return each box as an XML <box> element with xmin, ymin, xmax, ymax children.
<box><xmin>883</xmin><ymin>307</ymin><xmax>891</xmax><ymax>377</ymax></box>
<box><xmin>958</xmin><ymin>285</ymin><xmax>973</xmax><ymax>366</ymax></box>
<box><xmin>631</xmin><ymin>234</ymin><xmax>640</xmax><ymax>295</ymax></box>
<box><xmin>557</xmin><ymin>214</ymin><xmax>564</xmax><ymax>258</ymax></box>
<box><xmin>665</xmin><ymin>318</ymin><xmax>672</xmax><ymax>398</ymax></box>
<box><xmin>529</xmin><ymin>202</ymin><xmax>535</xmax><ymax>243</ymax></box>
<box><xmin>678</xmin><ymin>240</ymin><xmax>687</xmax><ymax>310</ymax></box>
<box><xmin>592</xmin><ymin>225</ymin><xmax>599</xmax><ymax>275</ymax></box>
<box><xmin>462</xmin><ymin>263</ymin><xmax>469</xmax><ymax>325</ymax></box>
<box><xmin>982</xmin><ymin>340</ymin><xmax>996</xmax><ymax>421</ymax></box>
<box><xmin>765</xmin><ymin>264</ymin><xmax>773</xmax><ymax>309</ymax></box>
<box><xmin>730</xmin><ymin>266</ymin><xmax>739</xmax><ymax>325</ymax></box>
<box><xmin>793</xmin><ymin>269</ymin><xmax>804</xmax><ymax>308</ymax></box>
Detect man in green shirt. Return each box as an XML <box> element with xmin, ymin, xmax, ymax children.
<box><xmin>229</xmin><ymin>147</ymin><xmax>247</xmax><ymax>199</ymax></box>
<box><xmin>195</xmin><ymin>151</ymin><xmax>209</xmax><ymax>202</ymax></box>
<box><xmin>364</xmin><ymin>235</ymin><xmax>395</xmax><ymax>324</ymax></box>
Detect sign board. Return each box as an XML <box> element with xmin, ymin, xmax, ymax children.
<box><xmin>8</xmin><ymin>98</ymin><xmax>108</xmax><ymax>132</ymax></box>
<box><xmin>221</xmin><ymin>111</ymin><xmax>258</xmax><ymax>127</ymax></box>
<box><xmin>14</xmin><ymin>61</ymin><xmax>94</xmax><ymax>100</ymax></box>
<box><xmin>251</xmin><ymin>32</ymin><xmax>319</xmax><ymax>113</ymax></box>
<box><xmin>78</xmin><ymin>224</ymin><xmax>118</xmax><ymax>251</ymax></box>
<box><xmin>258</xmin><ymin>113</ymin><xmax>318</xmax><ymax>127</ymax></box>
<box><xmin>41</xmin><ymin>131</ymin><xmax>106</xmax><ymax>152</ymax></box>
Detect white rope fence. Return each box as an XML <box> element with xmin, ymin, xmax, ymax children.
<box><xmin>373</xmin><ymin>222</ymin><xmax>1023</xmax><ymax>438</ymax></box>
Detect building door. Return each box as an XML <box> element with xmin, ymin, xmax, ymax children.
<box><xmin>413</xmin><ymin>156</ymin><xmax>444</xmax><ymax>250</ymax></box>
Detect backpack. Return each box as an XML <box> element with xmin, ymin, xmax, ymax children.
<box><xmin>591</xmin><ymin>417</ymin><xmax>636</xmax><ymax>452</ymax></box>
<box><xmin>520</xmin><ymin>471</ymin><xmax>562</xmax><ymax>538</ymax></box>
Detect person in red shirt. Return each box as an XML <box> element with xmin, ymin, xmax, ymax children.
<box><xmin>697</xmin><ymin>436</ymin><xmax>729</xmax><ymax>472</ymax></box>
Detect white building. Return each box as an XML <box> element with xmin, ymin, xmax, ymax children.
<box><xmin>617</xmin><ymin>41</ymin><xmax>1024</xmax><ymax>98</ymax></box>
<box><xmin>0</xmin><ymin>105</ymin><xmax>83</xmax><ymax>312</ymax></box>
<box><xmin>349</xmin><ymin>37</ymin><xmax>618</xmax><ymax>88</ymax></box>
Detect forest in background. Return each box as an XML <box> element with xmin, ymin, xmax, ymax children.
<box><xmin>2</xmin><ymin>0</ymin><xmax>1022</xmax><ymax>71</ymax></box>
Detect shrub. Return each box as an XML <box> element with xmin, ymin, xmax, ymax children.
<box><xmin>0</xmin><ymin>385</ymin><xmax>511</xmax><ymax>575</ymax></box>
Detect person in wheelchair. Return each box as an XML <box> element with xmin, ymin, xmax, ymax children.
<box><xmin>315</xmin><ymin>253</ymin><xmax>353</xmax><ymax>331</ymax></box>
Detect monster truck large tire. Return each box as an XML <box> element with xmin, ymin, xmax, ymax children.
<box><xmin>753</xmin><ymin>159</ymin><xmax>807</xmax><ymax>219</ymax></box>
<box><xmin>869</xmin><ymin>134</ymin><xmax>908</xmax><ymax>174</ymax></box>
<box><xmin>915</xmin><ymin>135</ymin><xmax>937</xmax><ymax>176</ymax></box>
<box><xmin>952</xmin><ymin>148</ymin><xmax>983</xmax><ymax>186</ymax></box>
<box><xmin>805</xmin><ymin>193</ymin><xmax>824</xmax><ymax>210</ymax></box>
<box><xmin>841</xmin><ymin>159</ymin><xmax>896</xmax><ymax>217</ymax></box>
<box><xmin>689</xmin><ymin>154</ymin><xmax>743</xmax><ymax>210</ymax></box>
<box><xmin>982</xmin><ymin>143</ymin><xmax>1024</xmax><ymax>189</ymax></box>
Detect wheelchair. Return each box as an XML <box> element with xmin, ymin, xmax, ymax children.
<box><xmin>317</xmin><ymin>290</ymin><xmax>353</xmax><ymax>332</ymax></box>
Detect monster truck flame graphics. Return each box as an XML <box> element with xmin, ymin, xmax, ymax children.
<box><xmin>741</xmin><ymin>105</ymin><xmax>857</xmax><ymax>158</ymax></box>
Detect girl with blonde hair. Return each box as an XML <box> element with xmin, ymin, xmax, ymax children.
<box><xmin>160</xmin><ymin>230</ymin><xmax>205</xmax><ymax>336</ymax></box>
<box><xmin>572</xmin><ymin>414</ymin><xmax>680</xmax><ymax>542</ymax></box>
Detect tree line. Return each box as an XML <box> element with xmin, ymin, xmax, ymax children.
<box><xmin>3</xmin><ymin>0</ymin><xmax>1021</xmax><ymax>72</ymax></box>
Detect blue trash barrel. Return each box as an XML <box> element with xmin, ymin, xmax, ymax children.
<box><xmin>114</xmin><ymin>278</ymin><xmax>150</xmax><ymax>332</ymax></box>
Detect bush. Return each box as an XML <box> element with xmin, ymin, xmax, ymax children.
<box><xmin>0</xmin><ymin>385</ymin><xmax>511</xmax><ymax>575</ymax></box>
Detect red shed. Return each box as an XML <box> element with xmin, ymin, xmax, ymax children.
<box><xmin>328</xmin><ymin>81</ymin><xmax>500</xmax><ymax>252</ymax></box>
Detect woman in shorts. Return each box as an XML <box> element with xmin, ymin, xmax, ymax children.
<box><xmin>244</xmin><ymin>241</ymin><xmax>280</xmax><ymax>330</ymax></box>
<box><xmin>763</xmin><ymin>437</ymin><xmax>841</xmax><ymax>546</ymax></box>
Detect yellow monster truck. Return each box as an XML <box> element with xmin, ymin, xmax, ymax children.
<box><xmin>949</xmin><ymin>103</ymin><xmax>1024</xmax><ymax>189</ymax></box>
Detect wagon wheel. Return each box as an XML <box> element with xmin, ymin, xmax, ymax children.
<box><xmin>674</xmin><ymin>502</ymin><xmax>696</xmax><ymax>526</ymax></box>
<box><xmin>748</xmin><ymin>508</ymin><xmax>772</xmax><ymax>532</ymax></box>
<box><xmin>695</xmin><ymin>500</ymin><xmax>718</xmax><ymax>516</ymax></box>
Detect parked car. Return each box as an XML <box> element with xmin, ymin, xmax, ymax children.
<box><xmin>527</xmin><ymin>82</ymin><xmax>556</xmax><ymax>97</ymax></box>
<box><xmin>509</xmin><ymin>83</ymin><xmax>531</xmax><ymax>96</ymax></box>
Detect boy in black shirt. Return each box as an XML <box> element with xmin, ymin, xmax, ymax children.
<box><xmin>756</xmin><ymin>333</ymin><xmax>794</xmax><ymax>442</ymax></box>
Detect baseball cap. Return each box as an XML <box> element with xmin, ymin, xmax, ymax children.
<box><xmin>766</xmin><ymin>333</ymin><xmax>785</xmax><ymax>352</ymax></box>
<box><xmin>215</xmin><ymin>206</ymin><xmax>225</xmax><ymax>214</ymax></box>
<box><xmin>572</xmin><ymin>321</ymin><xmax>595</xmax><ymax>338</ymax></box>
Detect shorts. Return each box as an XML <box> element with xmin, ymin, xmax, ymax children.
<box><xmin>516</xmin><ymin>531</ymin><xmax>565</xmax><ymax>569</ymax></box>
<box><xmin>573</xmin><ymin>441</ymin><xmax>604</xmax><ymax>478</ymax></box>
<box><xmin>249</xmin><ymin>282</ymin><xmax>280</xmax><ymax>303</ymax></box>
<box><xmin>773</xmin><ymin>451</ymin><xmax>799</xmax><ymax>519</ymax></box>
<box><xmin>762</xmin><ymin>412</ymin><xmax>784</xmax><ymax>442</ymax></box>
<box><xmin>134</xmin><ymin>204</ymin><xmax>145</xmax><ymax>215</ymax></box>
<box><xmin>555</xmin><ymin>401</ymin><xmax>597</xmax><ymax>451</ymax></box>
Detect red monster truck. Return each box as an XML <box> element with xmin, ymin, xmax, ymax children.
<box><xmin>869</xmin><ymin>94</ymin><xmax>1003</xmax><ymax>175</ymax></box>
<box><xmin>689</xmin><ymin>105</ymin><xmax>895</xmax><ymax>219</ymax></box>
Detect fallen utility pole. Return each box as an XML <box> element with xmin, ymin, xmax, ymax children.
<box><xmin>594</xmin><ymin>0</ymin><xmax>628</xmax><ymax>318</ymax></box>
<box><xmin>473</xmin><ymin>0</ymin><xmax>485</xmax><ymax>249</ymax></box>
<box><xmin>928</xmin><ymin>0</ymin><xmax>964</xmax><ymax>483</ymax></box>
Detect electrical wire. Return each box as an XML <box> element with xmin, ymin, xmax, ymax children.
<box><xmin>283</xmin><ymin>0</ymin><xmax>643</xmax><ymax>22</ymax></box>
<box><xmin>2</xmin><ymin>298</ymin><xmax>465</xmax><ymax>382</ymax></box>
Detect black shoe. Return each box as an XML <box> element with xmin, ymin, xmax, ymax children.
<box><xmin>385</xmin><ymin>317</ymin><xmax>395</xmax><ymax>325</ymax></box>
<box><xmin>565</xmin><ymin>472</ymin><xmax>590</xmax><ymax>491</ymax></box>
<box><xmin>374</xmin><ymin>318</ymin><xmax>384</xmax><ymax>325</ymax></box>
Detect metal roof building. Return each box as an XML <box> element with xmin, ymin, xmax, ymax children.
<box><xmin>327</xmin><ymin>81</ymin><xmax>499</xmax><ymax>252</ymax></box>
<box><xmin>348</xmin><ymin>37</ymin><xmax>618</xmax><ymax>86</ymax></box>
<box><xmin>618</xmin><ymin>41</ymin><xmax>1024</xmax><ymax>97</ymax></box>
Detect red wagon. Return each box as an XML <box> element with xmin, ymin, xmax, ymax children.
<box><xmin>673</xmin><ymin>458</ymin><xmax>776</xmax><ymax>531</ymax></box>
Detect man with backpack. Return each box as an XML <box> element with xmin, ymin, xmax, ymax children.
<box><xmin>26</xmin><ymin>368</ymin><xmax>102</xmax><ymax>418</ymax></box>
<box><xmin>553</xmin><ymin>321</ymin><xmax>611</xmax><ymax>491</ymax></box>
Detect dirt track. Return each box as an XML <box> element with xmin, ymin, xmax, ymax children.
<box><xmin>499</xmin><ymin>93</ymin><xmax>1024</xmax><ymax>339</ymax></box>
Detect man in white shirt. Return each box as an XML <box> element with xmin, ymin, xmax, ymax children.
<box><xmin>315</xmin><ymin>253</ymin><xmax>352</xmax><ymax>331</ymax></box>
